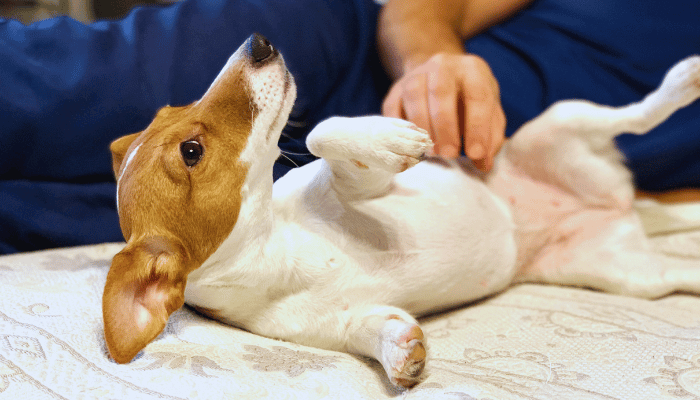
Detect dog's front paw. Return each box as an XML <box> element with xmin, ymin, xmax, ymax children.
<box><xmin>380</xmin><ymin>315</ymin><xmax>427</xmax><ymax>388</ymax></box>
<box><xmin>307</xmin><ymin>116</ymin><xmax>432</xmax><ymax>173</ymax></box>
<box><xmin>362</xmin><ymin>117</ymin><xmax>432</xmax><ymax>173</ymax></box>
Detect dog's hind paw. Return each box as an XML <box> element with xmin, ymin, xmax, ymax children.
<box><xmin>659</xmin><ymin>55</ymin><xmax>700</xmax><ymax>107</ymax></box>
<box><xmin>381</xmin><ymin>316</ymin><xmax>427</xmax><ymax>388</ymax></box>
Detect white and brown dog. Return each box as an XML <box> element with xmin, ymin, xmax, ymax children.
<box><xmin>103</xmin><ymin>34</ymin><xmax>700</xmax><ymax>387</ymax></box>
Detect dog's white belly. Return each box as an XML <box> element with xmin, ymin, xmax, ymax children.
<box><xmin>273</xmin><ymin>158</ymin><xmax>518</xmax><ymax>316</ymax></box>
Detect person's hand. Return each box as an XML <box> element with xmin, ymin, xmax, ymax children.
<box><xmin>382</xmin><ymin>53</ymin><xmax>506</xmax><ymax>171</ymax></box>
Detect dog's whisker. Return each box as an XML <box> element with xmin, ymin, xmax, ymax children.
<box><xmin>280</xmin><ymin>150</ymin><xmax>312</xmax><ymax>157</ymax></box>
<box><xmin>286</xmin><ymin>119</ymin><xmax>307</xmax><ymax>128</ymax></box>
<box><xmin>278</xmin><ymin>152</ymin><xmax>300</xmax><ymax>168</ymax></box>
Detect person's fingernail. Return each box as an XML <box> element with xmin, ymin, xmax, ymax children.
<box><xmin>440</xmin><ymin>145</ymin><xmax>459</xmax><ymax>158</ymax></box>
<box><xmin>468</xmin><ymin>143</ymin><xmax>486</xmax><ymax>159</ymax></box>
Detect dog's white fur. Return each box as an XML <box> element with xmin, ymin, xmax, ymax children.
<box><xmin>107</xmin><ymin>35</ymin><xmax>700</xmax><ymax>388</ymax></box>
<box><xmin>186</xmin><ymin>50</ymin><xmax>700</xmax><ymax>385</ymax></box>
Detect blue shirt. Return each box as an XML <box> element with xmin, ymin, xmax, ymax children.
<box><xmin>0</xmin><ymin>0</ymin><xmax>697</xmax><ymax>253</ymax></box>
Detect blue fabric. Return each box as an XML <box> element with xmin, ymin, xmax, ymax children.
<box><xmin>0</xmin><ymin>0</ymin><xmax>387</xmax><ymax>253</ymax></box>
<box><xmin>0</xmin><ymin>180</ymin><xmax>119</xmax><ymax>254</ymax></box>
<box><xmin>0</xmin><ymin>0</ymin><xmax>698</xmax><ymax>254</ymax></box>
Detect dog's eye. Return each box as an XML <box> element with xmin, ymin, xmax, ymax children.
<box><xmin>180</xmin><ymin>140</ymin><xmax>204</xmax><ymax>167</ymax></box>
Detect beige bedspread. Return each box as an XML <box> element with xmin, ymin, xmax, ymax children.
<box><xmin>1</xmin><ymin>200</ymin><xmax>699</xmax><ymax>400</ymax></box>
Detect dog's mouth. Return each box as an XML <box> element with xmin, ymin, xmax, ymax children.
<box><xmin>241</xmin><ymin>33</ymin><xmax>298</xmax><ymax>143</ymax></box>
<box><xmin>265</xmin><ymin>69</ymin><xmax>296</xmax><ymax>141</ymax></box>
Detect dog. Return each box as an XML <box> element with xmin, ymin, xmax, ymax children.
<box><xmin>103</xmin><ymin>33</ymin><xmax>700</xmax><ymax>388</ymax></box>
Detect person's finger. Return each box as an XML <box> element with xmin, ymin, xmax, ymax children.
<box><xmin>462</xmin><ymin>81</ymin><xmax>494</xmax><ymax>170</ymax></box>
<box><xmin>382</xmin><ymin>82</ymin><xmax>405</xmax><ymax>119</ymax></box>
<box><xmin>459</xmin><ymin>57</ymin><xmax>502</xmax><ymax>170</ymax></box>
<box><xmin>427</xmin><ymin>69</ymin><xmax>460</xmax><ymax>158</ymax></box>
<box><xmin>488</xmin><ymin>105</ymin><xmax>507</xmax><ymax>170</ymax></box>
<box><xmin>400</xmin><ymin>72</ymin><xmax>432</xmax><ymax>135</ymax></box>
<box><xmin>476</xmin><ymin>102</ymin><xmax>503</xmax><ymax>171</ymax></box>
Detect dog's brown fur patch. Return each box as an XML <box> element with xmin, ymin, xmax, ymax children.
<box><xmin>104</xmin><ymin>54</ymin><xmax>255</xmax><ymax>364</ymax></box>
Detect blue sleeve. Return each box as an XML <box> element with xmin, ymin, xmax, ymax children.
<box><xmin>0</xmin><ymin>0</ymin><xmax>386</xmax><ymax>253</ymax></box>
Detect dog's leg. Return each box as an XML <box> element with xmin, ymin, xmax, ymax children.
<box><xmin>510</xmin><ymin>56</ymin><xmax>700</xmax><ymax>297</ymax></box>
<box><xmin>548</xmin><ymin>55</ymin><xmax>700</xmax><ymax>138</ymax></box>
<box><xmin>504</xmin><ymin>55</ymin><xmax>700</xmax><ymax>208</ymax></box>
<box><xmin>306</xmin><ymin>116</ymin><xmax>431</xmax><ymax>199</ymax></box>
<box><xmin>517</xmin><ymin>212</ymin><xmax>700</xmax><ymax>298</ymax></box>
<box><xmin>622</xmin><ymin>55</ymin><xmax>700</xmax><ymax>133</ymax></box>
<box><xmin>342</xmin><ymin>305</ymin><xmax>426</xmax><ymax>388</ymax></box>
<box><xmin>250</xmin><ymin>302</ymin><xmax>426</xmax><ymax>388</ymax></box>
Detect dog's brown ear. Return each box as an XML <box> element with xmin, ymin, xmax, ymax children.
<box><xmin>102</xmin><ymin>237</ymin><xmax>189</xmax><ymax>364</ymax></box>
<box><xmin>109</xmin><ymin>132</ymin><xmax>141</xmax><ymax>178</ymax></box>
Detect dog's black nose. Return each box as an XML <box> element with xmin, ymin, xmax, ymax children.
<box><xmin>249</xmin><ymin>33</ymin><xmax>276</xmax><ymax>64</ymax></box>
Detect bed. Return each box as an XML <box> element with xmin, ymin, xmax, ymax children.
<box><xmin>0</xmin><ymin>199</ymin><xmax>698</xmax><ymax>399</ymax></box>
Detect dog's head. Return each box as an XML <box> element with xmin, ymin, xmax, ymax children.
<box><xmin>103</xmin><ymin>34</ymin><xmax>296</xmax><ymax>363</ymax></box>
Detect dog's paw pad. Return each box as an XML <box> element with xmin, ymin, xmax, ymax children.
<box><xmin>392</xmin><ymin>337</ymin><xmax>426</xmax><ymax>388</ymax></box>
<box><xmin>383</xmin><ymin>320</ymin><xmax>427</xmax><ymax>388</ymax></box>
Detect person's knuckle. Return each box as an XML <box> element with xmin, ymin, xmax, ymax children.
<box><xmin>427</xmin><ymin>53</ymin><xmax>458</xmax><ymax>74</ymax></box>
<box><xmin>402</xmin><ymin>79</ymin><xmax>426</xmax><ymax>101</ymax></box>
<box><xmin>428</xmin><ymin>53</ymin><xmax>447</xmax><ymax>65</ymax></box>
<box><xmin>463</xmin><ymin>53</ymin><xmax>488</xmax><ymax>69</ymax></box>
<box><xmin>464</xmin><ymin>83</ymin><xmax>493</xmax><ymax>102</ymax></box>
<box><xmin>428</xmin><ymin>77</ymin><xmax>453</xmax><ymax>99</ymax></box>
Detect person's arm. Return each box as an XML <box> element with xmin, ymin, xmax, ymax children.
<box><xmin>378</xmin><ymin>0</ymin><xmax>532</xmax><ymax>78</ymax></box>
<box><xmin>377</xmin><ymin>0</ymin><xmax>533</xmax><ymax>171</ymax></box>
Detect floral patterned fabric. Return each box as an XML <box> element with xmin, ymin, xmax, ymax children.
<box><xmin>0</xmin><ymin>201</ymin><xmax>699</xmax><ymax>399</ymax></box>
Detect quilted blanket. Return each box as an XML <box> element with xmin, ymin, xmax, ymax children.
<box><xmin>0</xmin><ymin>201</ymin><xmax>699</xmax><ymax>399</ymax></box>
